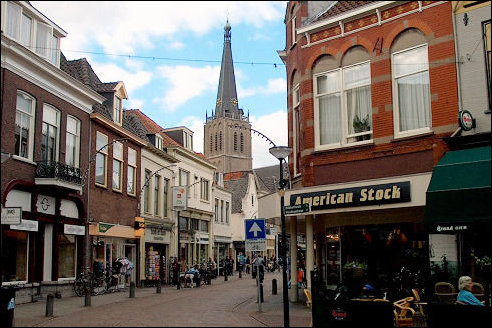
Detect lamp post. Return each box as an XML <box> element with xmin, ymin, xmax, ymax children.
<box><xmin>269</xmin><ymin>145</ymin><xmax>292</xmax><ymax>328</ymax></box>
<box><xmin>81</xmin><ymin>137</ymin><xmax>128</xmax><ymax>306</ymax></box>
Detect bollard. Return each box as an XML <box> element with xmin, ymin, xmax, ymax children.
<box><xmin>46</xmin><ymin>294</ymin><xmax>54</xmax><ymax>317</ymax></box>
<box><xmin>272</xmin><ymin>278</ymin><xmax>277</xmax><ymax>295</ymax></box>
<box><xmin>129</xmin><ymin>282</ymin><xmax>135</xmax><ymax>298</ymax></box>
<box><xmin>224</xmin><ymin>271</ymin><xmax>228</xmax><ymax>281</ymax></box>
<box><xmin>156</xmin><ymin>280</ymin><xmax>161</xmax><ymax>294</ymax></box>
<box><xmin>260</xmin><ymin>283</ymin><xmax>264</xmax><ymax>303</ymax></box>
<box><xmin>239</xmin><ymin>270</ymin><xmax>242</xmax><ymax>279</ymax></box>
<box><xmin>84</xmin><ymin>292</ymin><xmax>91</xmax><ymax>307</ymax></box>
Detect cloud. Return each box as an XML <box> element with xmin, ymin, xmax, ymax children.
<box><xmin>250</xmin><ymin>110</ymin><xmax>288</xmax><ymax>168</ymax></box>
<box><xmin>90</xmin><ymin>61</ymin><xmax>152</xmax><ymax>96</ymax></box>
<box><xmin>154</xmin><ymin>65</ymin><xmax>220</xmax><ymax>112</ymax></box>
<box><xmin>237</xmin><ymin>78</ymin><xmax>286</xmax><ymax>99</ymax></box>
<box><xmin>31</xmin><ymin>1</ymin><xmax>286</xmax><ymax>58</ymax></box>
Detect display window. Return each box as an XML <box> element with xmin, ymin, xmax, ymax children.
<box><xmin>57</xmin><ymin>234</ymin><xmax>76</xmax><ymax>279</ymax></box>
<box><xmin>1</xmin><ymin>230</ymin><xmax>28</xmax><ymax>283</ymax></box>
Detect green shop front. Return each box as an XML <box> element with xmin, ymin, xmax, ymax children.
<box><xmin>425</xmin><ymin>146</ymin><xmax>491</xmax><ymax>299</ymax></box>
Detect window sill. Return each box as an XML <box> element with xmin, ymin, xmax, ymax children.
<box><xmin>314</xmin><ymin>140</ymin><xmax>374</xmax><ymax>153</ymax></box>
<box><xmin>12</xmin><ymin>155</ymin><xmax>37</xmax><ymax>166</ymax></box>
<box><xmin>391</xmin><ymin>130</ymin><xmax>434</xmax><ymax>143</ymax></box>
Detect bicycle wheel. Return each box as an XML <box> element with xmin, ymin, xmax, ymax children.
<box><xmin>91</xmin><ymin>276</ymin><xmax>107</xmax><ymax>296</ymax></box>
<box><xmin>73</xmin><ymin>277</ymin><xmax>86</xmax><ymax>297</ymax></box>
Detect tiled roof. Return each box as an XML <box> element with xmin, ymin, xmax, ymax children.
<box><xmin>253</xmin><ymin>165</ymin><xmax>279</xmax><ymax>194</ymax></box>
<box><xmin>123</xmin><ymin>111</ymin><xmax>149</xmax><ymax>140</ymax></box>
<box><xmin>224</xmin><ymin>172</ymin><xmax>250</xmax><ymax>213</ymax></box>
<box><xmin>125</xmin><ymin>109</ymin><xmax>182</xmax><ymax>148</ymax></box>
<box><xmin>305</xmin><ymin>1</ymin><xmax>373</xmax><ymax>25</ymax></box>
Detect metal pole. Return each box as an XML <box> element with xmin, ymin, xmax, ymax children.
<box><xmin>177</xmin><ymin>211</ymin><xmax>180</xmax><ymax>290</ymax></box>
<box><xmin>279</xmin><ymin>158</ymin><xmax>290</xmax><ymax>328</ymax></box>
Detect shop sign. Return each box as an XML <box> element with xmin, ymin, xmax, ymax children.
<box><xmin>290</xmin><ymin>181</ymin><xmax>411</xmax><ymax>211</ymax></box>
<box><xmin>99</xmin><ymin>223</ymin><xmax>114</xmax><ymax>233</ymax></box>
<box><xmin>331</xmin><ymin>308</ymin><xmax>347</xmax><ymax>321</ymax></box>
<box><xmin>458</xmin><ymin>110</ymin><xmax>475</xmax><ymax>131</ymax></box>
<box><xmin>36</xmin><ymin>195</ymin><xmax>56</xmax><ymax>215</ymax></box>
<box><xmin>1</xmin><ymin>207</ymin><xmax>21</xmax><ymax>225</ymax></box>
<box><xmin>172</xmin><ymin>186</ymin><xmax>187</xmax><ymax>210</ymax></box>
<box><xmin>10</xmin><ymin>219</ymin><xmax>38</xmax><ymax>232</ymax></box>
<box><xmin>433</xmin><ymin>224</ymin><xmax>469</xmax><ymax>233</ymax></box>
<box><xmin>64</xmin><ymin>224</ymin><xmax>85</xmax><ymax>235</ymax></box>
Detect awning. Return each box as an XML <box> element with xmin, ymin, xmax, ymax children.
<box><xmin>425</xmin><ymin>146</ymin><xmax>491</xmax><ymax>225</ymax></box>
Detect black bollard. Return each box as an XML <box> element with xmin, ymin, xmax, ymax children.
<box><xmin>260</xmin><ymin>283</ymin><xmax>264</xmax><ymax>303</ymax></box>
<box><xmin>239</xmin><ymin>270</ymin><xmax>242</xmax><ymax>279</ymax></box>
<box><xmin>46</xmin><ymin>294</ymin><xmax>54</xmax><ymax>317</ymax></box>
<box><xmin>224</xmin><ymin>271</ymin><xmax>228</xmax><ymax>281</ymax></box>
<box><xmin>84</xmin><ymin>292</ymin><xmax>91</xmax><ymax>307</ymax></box>
<box><xmin>129</xmin><ymin>282</ymin><xmax>135</xmax><ymax>298</ymax></box>
<box><xmin>156</xmin><ymin>280</ymin><xmax>161</xmax><ymax>294</ymax></box>
<box><xmin>272</xmin><ymin>278</ymin><xmax>277</xmax><ymax>295</ymax></box>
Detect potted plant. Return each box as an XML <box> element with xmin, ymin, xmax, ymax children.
<box><xmin>353</xmin><ymin>114</ymin><xmax>371</xmax><ymax>140</ymax></box>
<box><xmin>344</xmin><ymin>261</ymin><xmax>367</xmax><ymax>278</ymax></box>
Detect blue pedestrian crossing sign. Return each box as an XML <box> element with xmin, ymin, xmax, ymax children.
<box><xmin>245</xmin><ymin>219</ymin><xmax>266</xmax><ymax>240</ymax></box>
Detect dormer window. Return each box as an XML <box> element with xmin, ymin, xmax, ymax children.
<box><xmin>114</xmin><ymin>95</ymin><xmax>122</xmax><ymax>125</ymax></box>
<box><xmin>155</xmin><ymin>134</ymin><xmax>163</xmax><ymax>150</ymax></box>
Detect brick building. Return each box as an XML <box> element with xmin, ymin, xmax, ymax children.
<box><xmin>276</xmin><ymin>1</ymin><xmax>462</xmax><ymax>302</ymax></box>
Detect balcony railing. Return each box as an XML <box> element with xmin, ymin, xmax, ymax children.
<box><xmin>35</xmin><ymin>160</ymin><xmax>82</xmax><ymax>185</ymax></box>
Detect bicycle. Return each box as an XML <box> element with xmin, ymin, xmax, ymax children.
<box><xmin>73</xmin><ymin>268</ymin><xmax>107</xmax><ymax>297</ymax></box>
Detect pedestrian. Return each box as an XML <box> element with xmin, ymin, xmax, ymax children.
<box><xmin>457</xmin><ymin>276</ymin><xmax>484</xmax><ymax>306</ymax></box>
<box><xmin>246</xmin><ymin>256</ymin><xmax>251</xmax><ymax>274</ymax></box>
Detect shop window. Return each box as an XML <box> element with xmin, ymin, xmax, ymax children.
<box><xmin>2</xmin><ymin>230</ymin><xmax>28</xmax><ymax>283</ymax></box>
<box><xmin>57</xmin><ymin>234</ymin><xmax>76</xmax><ymax>279</ymax></box>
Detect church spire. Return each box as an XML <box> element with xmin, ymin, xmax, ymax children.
<box><xmin>215</xmin><ymin>20</ymin><xmax>240</xmax><ymax>118</ymax></box>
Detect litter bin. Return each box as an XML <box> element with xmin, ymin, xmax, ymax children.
<box><xmin>1</xmin><ymin>286</ymin><xmax>19</xmax><ymax>327</ymax></box>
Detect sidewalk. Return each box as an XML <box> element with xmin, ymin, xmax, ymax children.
<box><xmin>13</xmin><ymin>271</ymin><xmax>311</xmax><ymax>327</ymax></box>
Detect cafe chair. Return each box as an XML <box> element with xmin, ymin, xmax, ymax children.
<box><xmin>411</xmin><ymin>288</ymin><xmax>427</xmax><ymax>316</ymax></box>
<box><xmin>393</xmin><ymin>297</ymin><xmax>415</xmax><ymax>327</ymax></box>
<box><xmin>303</xmin><ymin>289</ymin><xmax>313</xmax><ymax>327</ymax></box>
<box><xmin>472</xmin><ymin>282</ymin><xmax>485</xmax><ymax>302</ymax></box>
<box><xmin>434</xmin><ymin>282</ymin><xmax>457</xmax><ymax>304</ymax></box>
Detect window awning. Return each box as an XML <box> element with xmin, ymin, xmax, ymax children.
<box><xmin>425</xmin><ymin>146</ymin><xmax>491</xmax><ymax>225</ymax></box>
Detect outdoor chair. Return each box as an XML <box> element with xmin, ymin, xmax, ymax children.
<box><xmin>411</xmin><ymin>289</ymin><xmax>427</xmax><ymax>326</ymax></box>
<box><xmin>393</xmin><ymin>297</ymin><xmax>415</xmax><ymax>327</ymax></box>
<box><xmin>434</xmin><ymin>282</ymin><xmax>457</xmax><ymax>304</ymax></box>
<box><xmin>303</xmin><ymin>289</ymin><xmax>312</xmax><ymax>327</ymax></box>
<box><xmin>472</xmin><ymin>282</ymin><xmax>485</xmax><ymax>302</ymax></box>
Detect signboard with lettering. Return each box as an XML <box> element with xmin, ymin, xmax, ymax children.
<box><xmin>1</xmin><ymin>207</ymin><xmax>21</xmax><ymax>225</ymax></box>
<box><xmin>172</xmin><ymin>186</ymin><xmax>187</xmax><ymax>210</ymax></box>
<box><xmin>289</xmin><ymin>181</ymin><xmax>411</xmax><ymax>212</ymax></box>
<box><xmin>284</xmin><ymin>203</ymin><xmax>310</xmax><ymax>216</ymax></box>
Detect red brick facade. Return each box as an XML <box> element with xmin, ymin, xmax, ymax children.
<box><xmin>283</xmin><ymin>1</ymin><xmax>458</xmax><ymax>188</ymax></box>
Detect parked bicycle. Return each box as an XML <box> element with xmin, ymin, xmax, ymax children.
<box><xmin>73</xmin><ymin>268</ymin><xmax>106</xmax><ymax>297</ymax></box>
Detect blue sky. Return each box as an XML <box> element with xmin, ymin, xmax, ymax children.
<box><xmin>31</xmin><ymin>1</ymin><xmax>289</xmax><ymax>168</ymax></box>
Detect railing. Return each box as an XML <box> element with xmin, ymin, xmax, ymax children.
<box><xmin>35</xmin><ymin>160</ymin><xmax>82</xmax><ymax>185</ymax></box>
<box><xmin>206</xmin><ymin>111</ymin><xmax>249</xmax><ymax>122</ymax></box>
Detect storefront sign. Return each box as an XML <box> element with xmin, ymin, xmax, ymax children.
<box><xmin>290</xmin><ymin>181</ymin><xmax>411</xmax><ymax>211</ymax></box>
<box><xmin>10</xmin><ymin>219</ymin><xmax>38</xmax><ymax>232</ymax></box>
<box><xmin>458</xmin><ymin>110</ymin><xmax>475</xmax><ymax>131</ymax></box>
<box><xmin>64</xmin><ymin>224</ymin><xmax>85</xmax><ymax>235</ymax></box>
<box><xmin>433</xmin><ymin>224</ymin><xmax>469</xmax><ymax>233</ymax></box>
<box><xmin>172</xmin><ymin>186</ymin><xmax>187</xmax><ymax>210</ymax></box>
<box><xmin>1</xmin><ymin>207</ymin><xmax>21</xmax><ymax>225</ymax></box>
<box><xmin>99</xmin><ymin>223</ymin><xmax>114</xmax><ymax>233</ymax></box>
<box><xmin>36</xmin><ymin>195</ymin><xmax>56</xmax><ymax>215</ymax></box>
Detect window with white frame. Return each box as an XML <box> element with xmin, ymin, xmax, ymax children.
<box><xmin>14</xmin><ymin>91</ymin><xmax>35</xmax><ymax>160</ymax></box>
<box><xmin>127</xmin><ymin>148</ymin><xmax>136</xmax><ymax>195</ymax></box>
<box><xmin>200</xmin><ymin>178</ymin><xmax>209</xmax><ymax>201</ymax></box>
<box><xmin>225</xmin><ymin>202</ymin><xmax>230</xmax><ymax>224</ymax></box>
<box><xmin>293</xmin><ymin>83</ymin><xmax>301</xmax><ymax>176</ymax></box>
<box><xmin>314</xmin><ymin>59</ymin><xmax>372</xmax><ymax>149</ymax></box>
<box><xmin>3</xmin><ymin>1</ymin><xmax>59</xmax><ymax>65</ymax></box>
<box><xmin>112</xmin><ymin>141</ymin><xmax>123</xmax><ymax>191</ymax></box>
<box><xmin>41</xmin><ymin>104</ymin><xmax>61</xmax><ymax>162</ymax></box>
<box><xmin>291</xmin><ymin>15</ymin><xmax>296</xmax><ymax>47</ymax></box>
<box><xmin>163</xmin><ymin>178</ymin><xmax>169</xmax><ymax>217</ymax></box>
<box><xmin>144</xmin><ymin>170</ymin><xmax>151</xmax><ymax>213</ymax></box>
<box><xmin>392</xmin><ymin>44</ymin><xmax>431</xmax><ymax>138</ymax></box>
<box><xmin>65</xmin><ymin>116</ymin><xmax>80</xmax><ymax>168</ymax></box>
<box><xmin>95</xmin><ymin>132</ymin><xmax>108</xmax><ymax>186</ymax></box>
<box><xmin>155</xmin><ymin>134</ymin><xmax>163</xmax><ymax>150</ymax></box>
<box><xmin>154</xmin><ymin>175</ymin><xmax>160</xmax><ymax>216</ymax></box>
<box><xmin>113</xmin><ymin>96</ymin><xmax>122</xmax><ymax>125</ymax></box>
<box><xmin>179</xmin><ymin>169</ymin><xmax>189</xmax><ymax>188</ymax></box>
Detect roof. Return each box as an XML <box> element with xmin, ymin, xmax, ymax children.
<box><xmin>253</xmin><ymin>165</ymin><xmax>280</xmax><ymax>194</ymax></box>
<box><xmin>303</xmin><ymin>1</ymin><xmax>373</xmax><ymax>26</ymax></box>
<box><xmin>224</xmin><ymin>171</ymin><xmax>251</xmax><ymax>213</ymax></box>
<box><xmin>125</xmin><ymin>109</ymin><xmax>181</xmax><ymax>147</ymax></box>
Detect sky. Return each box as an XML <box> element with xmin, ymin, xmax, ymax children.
<box><xmin>31</xmin><ymin>1</ymin><xmax>289</xmax><ymax>169</ymax></box>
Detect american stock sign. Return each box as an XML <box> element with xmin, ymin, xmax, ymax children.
<box><xmin>290</xmin><ymin>182</ymin><xmax>411</xmax><ymax>211</ymax></box>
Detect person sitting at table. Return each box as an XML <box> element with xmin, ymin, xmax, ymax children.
<box><xmin>457</xmin><ymin>276</ymin><xmax>484</xmax><ymax>306</ymax></box>
<box><xmin>184</xmin><ymin>265</ymin><xmax>200</xmax><ymax>288</ymax></box>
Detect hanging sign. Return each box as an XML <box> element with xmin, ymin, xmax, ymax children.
<box><xmin>172</xmin><ymin>186</ymin><xmax>187</xmax><ymax>210</ymax></box>
<box><xmin>1</xmin><ymin>207</ymin><xmax>22</xmax><ymax>225</ymax></box>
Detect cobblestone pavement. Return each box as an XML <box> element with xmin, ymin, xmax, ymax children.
<box><xmin>13</xmin><ymin>271</ymin><xmax>312</xmax><ymax>327</ymax></box>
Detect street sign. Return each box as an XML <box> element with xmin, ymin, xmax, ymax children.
<box><xmin>245</xmin><ymin>219</ymin><xmax>266</xmax><ymax>251</ymax></box>
<box><xmin>284</xmin><ymin>203</ymin><xmax>310</xmax><ymax>216</ymax></box>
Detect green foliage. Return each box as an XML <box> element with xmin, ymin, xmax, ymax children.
<box><xmin>353</xmin><ymin>114</ymin><xmax>371</xmax><ymax>133</ymax></box>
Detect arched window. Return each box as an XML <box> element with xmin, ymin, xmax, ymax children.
<box><xmin>219</xmin><ymin>131</ymin><xmax>223</xmax><ymax>151</ymax></box>
<box><xmin>234</xmin><ymin>132</ymin><xmax>238</xmax><ymax>151</ymax></box>
<box><xmin>210</xmin><ymin>135</ymin><xmax>213</xmax><ymax>152</ymax></box>
<box><xmin>240</xmin><ymin>133</ymin><xmax>244</xmax><ymax>152</ymax></box>
<box><xmin>215</xmin><ymin>133</ymin><xmax>218</xmax><ymax>151</ymax></box>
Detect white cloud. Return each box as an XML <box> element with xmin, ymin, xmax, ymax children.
<box><xmin>169</xmin><ymin>41</ymin><xmax>185</xmax><ymax>50</ymax></box>
<box><xmin>90</xmin><ymin>61</ymin><xmax>152</xmax><ymax>96</ymax></box>
<box><xmin>31</xmin><ymin>1</ymin><xmax>286</xmax><ymax>58</ymax></box>
<box><xmin>237</xmin><ymin>78</ymin><xmax>286</xmax><ymax>99</ymax></box>
<box><xmin>126</xmin><ymin>99</ymin><xmax>144</xmax><ymax>110</ymax></box>
<box><xmin>154</xmin><ymin>65</ymin><xmax>220</xmax><ymax>112</ymax></box>
<box><xmin>250</xmin><ymin>110</ymin><xmax>288</xmax><ymax>168</ymax></box>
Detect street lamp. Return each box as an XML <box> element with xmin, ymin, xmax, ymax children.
<box><xmin>269</xmin><ymin>145</ymin><xmax>292</xmax><ymax>328</ymax></box>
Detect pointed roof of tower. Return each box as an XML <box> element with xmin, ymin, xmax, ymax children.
<box><xmin>215</xmin><ymin>20</ymin><xmax>241</xmax><ymax>118</ymax></box>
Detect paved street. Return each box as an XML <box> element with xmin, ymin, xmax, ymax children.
<box><xmin>13</xmin><ymin>271</ymin><xmax>311</xmax><ymax>327</ymax></box>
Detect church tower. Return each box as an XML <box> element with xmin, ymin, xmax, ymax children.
<box><xmin>204</xmin><ymin>21</ymin><xmax>252</xmax><ymax>173</ymax></box>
